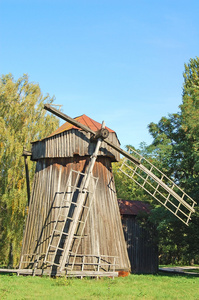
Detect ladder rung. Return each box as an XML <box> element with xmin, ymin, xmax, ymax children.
<box><xmin>65</xmin><ymin>218</ymin><xmax>85</xmax><ymax>224</ymax></box>
<box><xmin>70</xmin><ymin>201</ymin><xmax>78</xmax><ymax>206</ymax></box>
<box><xmin>73</xmin><ymin>235</ymin><xmax>83</xmax><ymax>239</ymax></box>
<box><xmin>45</xmin><ymin>261</ymin><xmax>61</xmax><ymax>267</ymax></box>
<box><xmin>62</xmin><ymin>199</ymin><xmax>78</xmax><ymax>207</ymax></box>
<box><xmin>49</xmin><ymin>245</ymin><xmax>64</xmax><ymax>251</ymax></box>
<box><xmin>82</xmin><ymin>205</ymin><xmax>89</xmax><ymax>209</ymax></box>
<box><xmin>54</xmin><ymin>229</ymin><xmax>69</xmax><ymax>236</ymax></box>
<box><xmin>66</xmin><ymin>216</ymin><xmax>74</xmax><ymax>221</ymax></box>
<box><xmin>78</xmin><ymin>220</ymin><xmax>85</xmax><ymax>224</ymax></box>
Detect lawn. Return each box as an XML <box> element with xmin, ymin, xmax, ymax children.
<box><xmin>0</xmin><ymin>272</ymin><xmax>199</xmax><ymax>300</ymax></box>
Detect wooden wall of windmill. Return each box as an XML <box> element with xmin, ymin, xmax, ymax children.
<box><xmin>19</xmin><ymin>114</ymin><xmax>130</xmax><ymax>276</ymax></box>
<box><xmin>118</xmin><ymin>199</ymin><xmax>158</xmax><ymax>274</ymax></box>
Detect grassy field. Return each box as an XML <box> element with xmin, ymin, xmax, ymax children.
<box><xmin>0</xmin><ymin>272</ymin><xmax>199</xmax><ymax>300</ymax></box>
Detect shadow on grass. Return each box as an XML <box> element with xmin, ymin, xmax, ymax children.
<box><xmin>0</xmin><ymin>273</ymin><xmax>16</xmax><ymax>277</ymax></box>
<box><xmin>157</xmin><ymin>270</ymin><xmax>199</xmax><ymax>278</ymax></box>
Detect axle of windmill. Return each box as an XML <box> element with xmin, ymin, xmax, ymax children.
<box><xmin>44</xmin><ymin>104</ymin><xmax>197</xmax><ymax>225</ymax></box>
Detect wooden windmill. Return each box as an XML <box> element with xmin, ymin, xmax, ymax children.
<box><xmin>18</xmin><ymin>105</ymin><xmax>197</xmax><ymax>277</ymax></box>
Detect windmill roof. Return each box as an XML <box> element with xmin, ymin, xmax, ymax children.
<box><xmin>118</xmin><ymin>199</ymin><xmax>151</xmax><ymax>216</ymax></box>
<box><xmin>48</xmin><ymin>114</ymin><xmax>115</xmax><ymax>138</ymax></box>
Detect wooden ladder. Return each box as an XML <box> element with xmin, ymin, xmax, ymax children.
<box><xmin>42</xmin><ymin>169</ymin><xmax>98</xmax><ymax>274</ymax></box>
<box><xmin>42</xmin><ymin>122</ymin><xmax>105</xmax><ymax>275</ymax></box>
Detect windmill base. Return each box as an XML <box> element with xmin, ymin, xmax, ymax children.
<box><xmin>0</xmin><ymin>268</ymin><xmax>118</xmax><ymax>278</ymax></box>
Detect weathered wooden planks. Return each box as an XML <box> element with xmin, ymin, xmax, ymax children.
<box><xmin>31</xmin><ymin>130</ymin><xmax>120</xmax><ymax>162</ymax></box>
<box><xmin>20</xmin><ymin>156</ymin><xmax>130</xmax><ymax>273</ymax></box>
<box><xmin>121</xmin><ymin>215</ymin><xmax>158</xmax><ymax>274</ymax></box>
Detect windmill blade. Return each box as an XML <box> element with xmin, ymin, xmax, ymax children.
<box><xmin>44</xmin><ymin>104</ymin><xmax>197</xmax><ymax>225</ymax></box>
<box><xmin>119</xmin><ymin>147</ymin><xmax>196</xmax><ymax>226</ymax></box>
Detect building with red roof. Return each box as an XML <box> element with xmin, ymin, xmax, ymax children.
<box><xmin>118</xmin><ymin>199</ymin><xmax>158</xmax><ymax>274</ymax></box>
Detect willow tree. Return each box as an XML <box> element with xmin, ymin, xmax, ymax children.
<box><xmin>0</xmin><ymin>74</ymin><xmax>59</xmax><ymax>267</ymax></box>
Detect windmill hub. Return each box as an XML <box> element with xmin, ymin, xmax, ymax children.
<box><xmin>91</xmin><ymin>128</ymin><xmax>109</xmax><ymax>141</ymax></box>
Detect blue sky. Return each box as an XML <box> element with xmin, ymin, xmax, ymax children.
<box><xmin>1</xmin><ymin>0</ymin><xmax>199</xmax><ymax>148</ymax></box>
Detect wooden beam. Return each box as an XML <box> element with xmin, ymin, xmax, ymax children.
<box><xmin>23</xmin><ymin>147</ymin><xmax>31</xmax><ymax>205</ymax></box>
<box><xmin>22</xmin><ymin>150</ymin><xmax>32</xmax><ymax>156</ymax></box>
<box><xmin>44</xmin><ymin>104</ymin><xmax>96</xmax><ymax>135</ymax></box>
<box><xmin>44</xmin><ymin>104</ymin><xmax>140</xmax><ymax>165</ymax></box>
<box><xmin>0</xmin><ymin>268</ymin><xmax>118</xmax><ymax>278</ymax></box>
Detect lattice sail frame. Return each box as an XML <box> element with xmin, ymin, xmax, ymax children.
<box><xmin>119</xmin><ymin>147</ymin><xmax>197</xmax><ymax>225</ymax></box>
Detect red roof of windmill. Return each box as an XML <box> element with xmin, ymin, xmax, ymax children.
<box><xmin>48</xmin><ymin>114</ymin><xmax>115</xmax><ymax>138</ymax></box>
<box><xmin>118</xmin><ymin>199</ymin><xmax>151</xmax><ymax>216</ymax></box>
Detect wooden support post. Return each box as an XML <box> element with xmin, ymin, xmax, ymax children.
<box><xmin>23</xmin><ymin>147</ymin><xmax>31</xmax><ymax>206</ymax></box>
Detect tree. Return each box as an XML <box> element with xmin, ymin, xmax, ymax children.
<box><xmin>0</xmin><ymin>74</ymin><xmax>59</xmax><ymax>267</ymax></box>
<box><xmin>181</xmin><ymin>57</ymin><xmax>199</xmax><ymax>197</ymax></box>
<box><xmin>146</xmin><ymin>57</ymin><xmax>199</xmax><ymax>264</ymax></box>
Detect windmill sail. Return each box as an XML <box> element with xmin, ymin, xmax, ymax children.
<box><xmin>119</xmin><ymin>147</ymin><xmax>196</xmax><ymax>225</ymax></box>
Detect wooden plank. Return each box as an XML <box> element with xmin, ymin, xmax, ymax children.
<box><xmin>44</xmin><ymin>104</ymin><xmax>96</xmax><ymax>135</ymax></box>
<box><xmin>66</xmin><ymin>271</ymin><xmax>118</xmax><ymax>277</ymax></box>
<box><xmin>1</xmin><ymin>268</ymin><xmax>118</xmax><ymax>278</ymax></box>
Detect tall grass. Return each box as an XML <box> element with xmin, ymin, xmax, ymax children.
<box><xmin>0</xmin><ymin>273</ymin><xmax>199</xmax><ymax>299</ymax></box>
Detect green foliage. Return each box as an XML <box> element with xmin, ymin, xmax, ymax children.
<box><xmin>0</xmin><ymin>74</ymin><xmax>59</xmax><ymax>267</ymax></box>
<box><xmin>146</xmin><ymin>57</ymin><xmax>199</xmax><ymax>264</ymax></box>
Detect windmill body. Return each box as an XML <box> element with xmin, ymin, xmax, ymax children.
<box><xmin>19</xmin><ymin>105</ymin><xmax>196</xmax><ymax>277</ymax></box>
<box><xmin>19</xmin><ymin>114</ymin><xmax>130</xmax><ymax>276</ymax></box>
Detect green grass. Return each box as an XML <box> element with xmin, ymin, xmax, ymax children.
<box><xmin>0</xmin><ymin>273</ymin><xmax>199</xmax><ymax>300</ymax></box>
